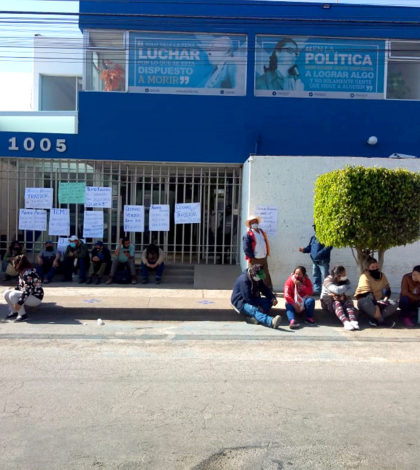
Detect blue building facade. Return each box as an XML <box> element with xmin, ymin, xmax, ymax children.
<box><xmin>1</xmin><ymin>0</ymin><xmax>420</xmax><ymax>163</ymax></box>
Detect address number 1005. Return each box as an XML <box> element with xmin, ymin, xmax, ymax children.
<box><xmin>8</xmin><ymin>137</ymin><xmax>67</xmax><ymax>153</ymax></box>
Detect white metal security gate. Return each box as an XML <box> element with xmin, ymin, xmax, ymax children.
<box><xmin>0</xmin><ymin>158</ymin><xmax>242</xmax><ymax>264</ymax></box>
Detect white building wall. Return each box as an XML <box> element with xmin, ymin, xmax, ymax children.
<box><xmin>33</xmin><ymin>35</ymin><xmax>83</xmax><ymax>110</ymax></box>
<box><xmin>241</xmin><ymin>156</ymin><xmax>420</xmax><ymax>292</ymax></box>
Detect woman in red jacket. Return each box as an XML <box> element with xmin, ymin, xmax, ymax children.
<box><xmin>283</xmin><ymin>265</ymin><xmax>316</xmax><ymax>329</ymax></box>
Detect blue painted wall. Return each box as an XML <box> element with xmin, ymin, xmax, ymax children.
<box><xmin>2</xmin><ymin>1</ymin><xmax>420</xmax><ymax>162</ymax></box>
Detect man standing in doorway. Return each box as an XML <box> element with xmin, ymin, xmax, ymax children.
<box><xmin>243</xmin><ymin>214</ymin><xmax>272</xmax><ymax>289</ymax></box>
<box><xmin>299</xmin><ymin>224</ymin><xmax>332</xmax><ymax>296</ymax></box>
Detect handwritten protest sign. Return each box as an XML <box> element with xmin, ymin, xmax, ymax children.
<box><xmin>149</xmin><ymin>204</ymin><xmax>170</xmax><ymax>232</ymax></box>
<box><xmin>124</xmin><ymin>205</ymin><xmax>145</xmax><ymax>232</ymax></box>
<box><xmin>85</xmin><ymin>186</ymin><xmax>112</xmax><ymax>208</ymax></box>
<box><xmin>48</xmin><ymin>208</ymin><xmax>70</xmax><ymax>236</ymax></box>
<box><xmin>25</xmin><ymin>188</ymin><xmax>53</xmax><ymax>209</ymax></box>
<box><xmin>175</xmin><ymin>203</ymin><xmax>201</xmax><ymax>224</ymax></box>
<box><xmin>58</xmin><ymin>182</ymin><xmax>86</xmax><ymax>204</ymax></box>
<box><xmin>255</xmin><ymin>205</ymin><xmax>278</xmax><ymax>236</ymax></box>
<box><xmin>83</xmin><ymin>211</ymin><xmax>104</xmax><ymax>238</ymax></box>
<box><xmin>19</xmin><ymin>209</ymin><xmax>47</xmax><ymax>231</ymax></box>
<box><xmin>57</xmin><ymin>237</ymin><xmax>70</xmax><ymax>255</ymax></box>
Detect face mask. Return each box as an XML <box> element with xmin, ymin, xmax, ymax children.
<box><xmin>45</xmin><ymin>246</ymin><xmax>54</xmax><ymax>252</ymax></box>
<box><xmin>368</xmin><ymin>269</ymin><xmax>381</xmax><ymax>280</ymax></box>
<box><xmin>340</xmin><ymin>276</ymin><xmax>348</xmax><ymax>282</ymax></box>
<box><xmin>294</xmin><ymin>274</ymin><xmax>303</xmax><ymax>282</ymax></box>
<box><xmin>69</xmin><ymin>242</ymin><xmax>76</xmax><ymax>248</ymax></box>
<box><xmin>251</xmin><ymin>223</ymin><xmax>259</xmax><ymax>230</ymax></box>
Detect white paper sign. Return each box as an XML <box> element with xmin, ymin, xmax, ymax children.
<box><xmin>57</xmin><ymin>237</ymin><xmax>70</xmax><ymax>255</ymax></box>
<box><xmin>255</xmin><ymin>205</ymin><xmax>278</xmax><ymax>236</ymax></box>
<box><xmin>24</xmin><ymin>188</ymin><xmax>53</xmax><ymax>209</ymax></box>
<box><xmin>149</xmin><ymin>204</ymin><xmax>170</xmax><ymax>232</ymax></box>
<box><xmin>174</xmin><ymin>202</ymin><xmax>201</xmax><ymax>224</ymax></box>
<box><xmin>48</xmin><ymin>208</ymin><xmax>70</xmax><ymax>236</ymax></box>
<box><xmin>18</xmin><ymin>209</ymin><xmax>47</xmax><ymax>231</ymax></box>
<box><xmin>83</xmin><ymin>211</ymin><xmax>104</xmax><ymax>238</ymax></box>
<box><xmin>85</xmin><ymin>186</ymin><xmax>112</xmax><ymax>208</ymax></box>
<box><xmin>124</xmin><ymin>205</ymin><xmax>145</xmax><ymax>232</ymax></box>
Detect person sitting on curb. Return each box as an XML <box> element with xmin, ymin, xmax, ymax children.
<box><xmin>284</xmin><ymin>265</ymin><xmax>316</xmax><ymax>329</ymax></box>
<box><xmin>231</xmin><ymin>263</ymin><xmax>281</xmax><ymax>329</ymax></box>
<box><xmin>141</xmin><ymin>243</ymin><xmax>165</xmax><ymax>284</ymax></box>
<box><xmin>320</xmin><ymin>265</ymin><xmax>359</xmax><ymax>331</ymax></box>
<box><xmin>86</xmin><ymin>241</ymin><xmax>111</xmax><ymax>285</ymax></box>
<box><xmin>2</xmin><ymin>240</ymin><xmax>24</xmax><ymax>281</ymax></box>
<box><xmin>398</xmin><ymin>265</ymin><xmax>420</xmax><ymax>328</ymax></box>
<box><xmin>354</xmin><ymin>256</ymin><xmax>397</xmax><ymax>328</ymax></box>
<box><xmin>106</xmin><ymin>237</ymin><xmax>136</xmax><ymax>284</ymax></box>
<box><xmin>36</xmin><ymin>240</ymin><xmax>61</xmax><ymax>284</ymax></box>
<box><xmin>298</xmin><ymin>224</ymin><xmax>332</xmax><ymax>296</ymax></box>
<box><xmin>62</xmin><ymin>235</ymin><xmax>90</xmax><ymax>283</ymax></box>
<box><xmin>242</xmin><ymin>214</ymin><xmax>272</xmax><ymax>289</ymax></box>
<box><xmin>4</xmin><ymin>254</ymin><xmax>44</xmax><ymax>323</ymax></box>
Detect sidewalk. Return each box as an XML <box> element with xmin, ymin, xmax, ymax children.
<box><xmin>1</xmin><ymin>281</ymin><xmax>419</xmax><ymax>342</ymax></box>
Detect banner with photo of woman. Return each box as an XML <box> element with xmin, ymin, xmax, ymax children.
<box><xmin>128</xmin><ymin>32</ymin><xmax>247</xmax><ymax>96</ymax></box>
<box><xmin>255</xmin><ymin>35</ymin><xmax>385</xmax><ymax>99</ymax></box>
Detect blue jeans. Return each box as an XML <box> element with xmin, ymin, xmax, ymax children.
<box><xmin>399</xmin><ymin>295</ymin><xmax>419</xmax><ymax>319</ymax></box>
<box><xmin>63</xmin><ymin>257</ymin><xmax>87</xmax><ymax>282</ymax></box>
<box><xmin>36</xmin><ymin>263</ymin><xmax>57</xmax><ymax>282</ymax></box>
<box><xmin>141</xmin><ymin>262</ymin><xmax>165</xmax><ymax>280</ymax></box>
<box><xmin>312</xmin><ymin>260</ymin><xmax>330</xmax><ymax>293</ymax></box>
<box><xmin>285</xmin><ymin>297</ymin><xmax>315</xmax><ymax>321</ymax></box>
<box><xmin>241</xmin><ymin>297</ymin><xmax>273</xmax><ymax>328</ymax></box>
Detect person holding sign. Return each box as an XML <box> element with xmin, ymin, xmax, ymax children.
<box><xmin>87</xmin><ymin>241</ymin><xmax>111</xmax><ymax>285</ymax></box>
<box><xmin>4</xmin><ymin>255</ymin><xmax>44</xmax><ymax>323</ymax></box>
<box><xmin>62</xmin><ymin>236</ymin><xmax>90</xmax><ymax>283</ymax></box>
<box><xmin>231</xmin><ymin>264</ymin><xmax>282</xmax><ymax>329</ymax></box>
<box><xmin>243</xmin><ymin>215</ymin><xmax>272</xmax><ymax>289</ymax></box>
<box><xmin>36</xmin><ymin>240</ymin><xmax>61</xmax><ymax>284</ymax></box>
<box><xmin>141</xmin><ymin>243</ymin><xmax>165</xmax><ymax>284</ymax></box>
<box><xmin>106</xmin><ymin>237</ymin><xmax>137</xmax><ymax>285</ymax></box>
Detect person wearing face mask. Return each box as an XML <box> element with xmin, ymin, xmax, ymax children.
<box><xmin>2</xmin><ymin>240</ymin><xmax>24</xmax><ymax>281</ymax></box>
<box><xmin>321</xmin><ymin>265</ymin><xmax>358</xmax><ymax>331</ymax></box>
<box><xmin>62</xmin><ymin>235</ymin><xmax>90</xmax><ymax>283</ymax></box>
<box><xmin>354</xmin><ymin>256</ymin><xmax>397</xmax><ymax>327</ymax></box>
<box><xmin>243</xmin><ymin>214</ymin><xmax>272</xmax><ymax>289</ymax></box>
<box><xmin>231</xmin><ymin>263</ymin><xmax>281</xmax><ymax>329</ymax></box>
<box><xmin>398</xmin><ymin>265</ymin><xmax>420</xmax><ymax>328</ymax></box>
<box><xmin>283</xmin><ymin>266</ymin><xmax>316</xmax><ymax>329</ymax></box>
<box><xmin>36</xmin><ymin>240</ymin><xmax>61</xmax><ymax>284</ymax></box>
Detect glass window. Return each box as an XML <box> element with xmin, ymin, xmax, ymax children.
<box><xmin>40</xmin><ymin>75</ymin><xmax>81</xmax><ymax>111</ymax></box>
<box><xmin>387</xmin><ymin>40</ymin><xmax>420</xmax><ymax>100</ymax></box>
<box><xmin>85</xmin><ymin>30</ymin><xmax>126</xmax><ymax>92</ymax></box>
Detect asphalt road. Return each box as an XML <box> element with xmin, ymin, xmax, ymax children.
<box><xmin>1</xmin><ymin>319</ymin><xmax>419</xmax><ymax>470</ymax></box>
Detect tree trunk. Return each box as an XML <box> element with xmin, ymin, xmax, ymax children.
<box><xmin>355</xmin><ymin>247</ymin><xmax>371</xmax><ymax>273</ymax></box>
<box><xmin>377</xmin><ymin>249</ymin><xmax>385</xmax><ymax>270</ymax></box>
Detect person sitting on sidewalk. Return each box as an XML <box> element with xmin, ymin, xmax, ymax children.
<box><xmin>320</xmin><ymin>265</ymin><xmax>359</xmax><ymax>331</ymax></box>
<box><xmin>354</xmin><ymin>256</ymin><xmax>397</xmax><ymax>328</ymax></box>
<box><xmin>4</xmin><ymin>254</ymin><xmax>44</xmax><ymax>322</ymax></box>
<box><xmin>2</xmin><ymin>240</ymin><xmax>24</xmax><ymax>281</ymax></box>
<box><xmin>231</xmin><ymin>263</ymin><xmax>281</xmax><ymax>329</ymax></box>
<box><xmin>399</xmin><ymin>265</ymin><xmax>420</xmax><ymax>328</ymax></box>
<box><xmin>141</xmin><ymin>243</ymin><xmax>165</xmax><ymax>284</ymax></box>
<box><xmin>106</xmin><ymin>237</ymin><xmax>136</xmax><ymax>284</ymax></box>
<box><xmin>86</xmin><ymin>241</ymin><xmax>111</xmax><ymax>285</ymax></box>
<box><xmin>62</xmin><ymin>235</ymin><xmax>90</xmax><ymax>283</ymax></box>
<box><xmin>36</xmin><ymin>240</ymin><xmax>61</xmax><ymax>284</ymax></box>
<box><xmin>284</xmin><ymin>265</ymin><xmax>316</xmax><ymax>329</ymax></box>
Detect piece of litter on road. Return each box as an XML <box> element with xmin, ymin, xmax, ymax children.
<box><xmin>97</xmin><ymin>318</ymin><xmax>104</xmax><ymax>326</ymax></box>
<box><xmin>197</xmin><ymin>300</ymin><xmax>215</xmax><ymax>304</ymax></box>
<box><xmin>83</xmin><ymin>299</ymin><xmax>101</xmax><ymax>303</ymax></box>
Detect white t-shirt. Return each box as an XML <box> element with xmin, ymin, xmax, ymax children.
<box><xmin>252</xmin><ymin>229</ymin><xmax>267</xmax><ymax>258</ymax></box>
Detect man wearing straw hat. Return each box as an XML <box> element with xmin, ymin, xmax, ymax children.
<box><xmin>243</xmin><ymin>214</ymin><xmax>272</xmax><ymax>289</ymax></box>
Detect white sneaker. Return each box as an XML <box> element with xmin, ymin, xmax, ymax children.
<box><xmin>350</xmin><ymin>320</ymin><xmax>360</xmax><ymax>330</ymax></box>
<box><xmin>272</xmin><ymin>315</ymin><xmax>282</xmax><ymax>329</ymax></box>
<box><xmin>343</xmin><ymin>321</ymin><xmax>354</xmax><ymax>331</ymax></box>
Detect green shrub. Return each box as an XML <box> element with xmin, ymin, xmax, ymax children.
<box><xmin>314</xmin><ymin>166</ymin><xmax>420</xmax><ymax>271</ymax></box>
